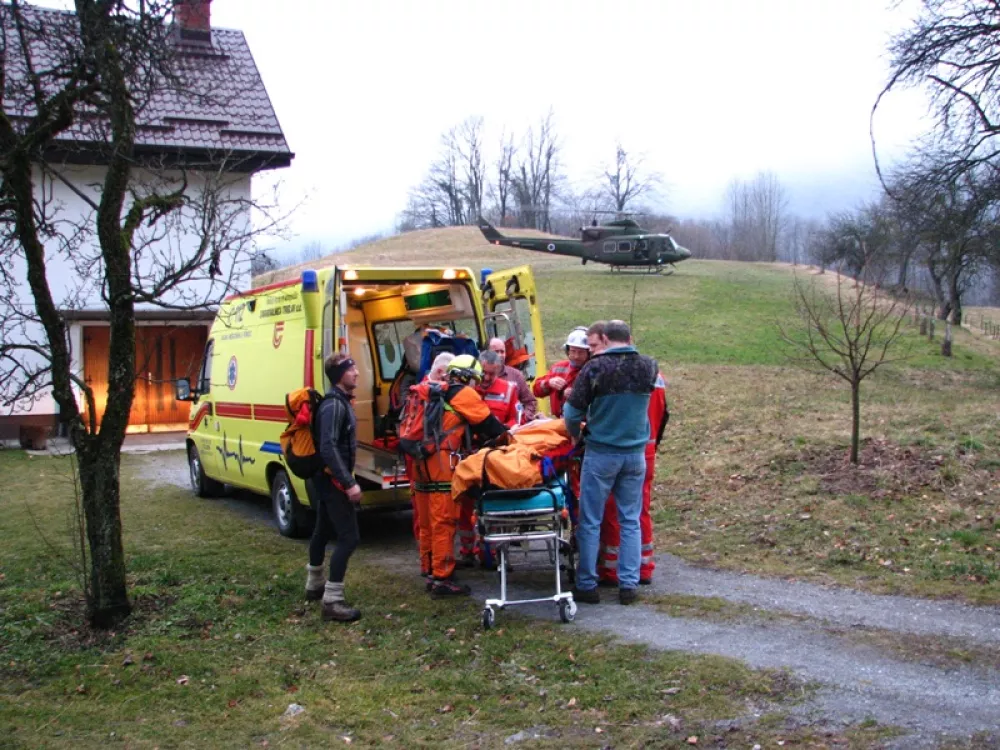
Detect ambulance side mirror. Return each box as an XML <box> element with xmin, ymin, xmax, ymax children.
<box><xmin>175</xmin><ymin>377</ymin><xmax>195</xmax><ymax>402</ymax></box>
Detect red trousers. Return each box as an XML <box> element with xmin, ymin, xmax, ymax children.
<box><xmin>457</xmin><ymin>496</ymin><xmax>480</xmax><ymax>559</ymax></box>
<box><xmin>598</xmin><ymin>447</ymin><xmax>656</xmax><ymax>583</ymax></box>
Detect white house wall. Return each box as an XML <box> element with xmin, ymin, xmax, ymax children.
<box><xmin>3</xmin><ymin>163</ymin><xmax>253</xmax><ymax>421</ymax></box>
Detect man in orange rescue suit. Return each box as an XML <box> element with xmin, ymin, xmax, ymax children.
<box><xmin>410</xmin><ymin>354</ymin><xmax>508</xmax><ymax>597</ymax></box>
<box><xmin>456</xmin><ymin>350</ymin><xmax>519</xmax><ymax>567</ymax></box>
<box><xmin>532</xmin><ymin>327</ymin><xmax>590</xmax><ymax>417</ymax></box>
<box><xmin>593</xmin><ymin>325</ymin><xmax>669</xmax><ymax>586</ymax></box>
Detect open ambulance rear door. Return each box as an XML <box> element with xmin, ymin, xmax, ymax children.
<box><xmin>330</xmin><ymin>267</ymin><xmax>410</xmax><ymax>508</ymax></box>
<box><xmin>481</xmin><ymin>266</ymin><xmax>546</xmax><ymax>386</ymax></box>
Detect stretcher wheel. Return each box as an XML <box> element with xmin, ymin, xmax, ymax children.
<box><xmin>559</xmin><ymin>599</ymin><xmax>576</xmax><ymax>624</ymax></box>
<box><xmin>482</xmin><ymin>607</ymin><xmax>495</xmax><ymax>630</ymax></box>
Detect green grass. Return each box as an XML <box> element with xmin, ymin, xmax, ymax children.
<box><xmin>534</xmin><ymin>260</ymin><xmax>999</xmax><ymax>371</ymax></box>
<box><xmin>532</xmin><ymin>260</ymin><xmax>999</xmax><ymax>603</ymax></box>
<box><xmin>0</xmin><ymin>450</ymin><xmax>897</xmax><ymax>749</ymax></box>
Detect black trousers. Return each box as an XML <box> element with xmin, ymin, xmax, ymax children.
<box><xmin>306</xmin><ymin>476</ymin><xmax>360</xmax><ymax>584</ymax></box>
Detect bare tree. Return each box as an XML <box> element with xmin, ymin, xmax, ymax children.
<box><xmin>888</xmin><ymin>155</ymin><xmax>997</xmax><ymax>323</ymax></box>
<box><xmin>779</xmin><ymin>258</ymin><xmax>911</xmax><ymax>464</ymax></box>
<box><xmin>0</xmin><ymin>1</ymin><xmax>290</xmax><ymax>626</ymax></box>
<box><xmin>597</xmin><ymin>142</ymin><xmax>663</xmax><ymax>214</ymax></box>
<box><xmin>512</xmin><ymin>110</ymin><xmax>562</xmax><ymax>231</ymax></box>
<box><xmin>878</xmin><ymin>0</ymin><xmax>1000</xmax><ymax>186</ymax></box>
<box><xmin>249</xmin><ymin>248</ymin><xmax>279</xmax><ymax>277</ymax></box>
<box><xmin>399</xmin><ymin>116</ymin><xmax>485</xmax><ymax>230</ymax></box>
<box><xmin>488</xmin><ymin>129</ymin><xmax>515</xmax><ymax>225</ymax></box>
<box><xmin>455</xmin><ymin>116</ymin><xmax>485</xmax><ymax>223</ymax></box>
<box><xmin>723</xmin><ymin>172</ymin><xmax>789</xmax><ymax>262</ymax></box>
<box><xmin>298</xmin><ymin>240</ymin><xmax>326</xmax><ymax>264</ymax></box>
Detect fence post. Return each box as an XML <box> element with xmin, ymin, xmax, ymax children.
<box><xmin>942</xmin><ymin>322</ymin><xmax>952</xmax><ymax>357</ymax></box>
<box><xmin>928</xmin><ymin>317</ymin><xmax>935</xmax><ymax>341</ymax></box>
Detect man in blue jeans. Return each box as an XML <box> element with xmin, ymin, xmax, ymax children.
<box><xmin>563</xmin><ymin>320</ymin><xmax>658</xmax><ymax>605</ymax></box>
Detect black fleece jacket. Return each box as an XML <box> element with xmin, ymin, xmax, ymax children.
<box><xmin>317</xmin><ymin>387</ymin><xmax>357</xmax><ymax>492</ymax></box>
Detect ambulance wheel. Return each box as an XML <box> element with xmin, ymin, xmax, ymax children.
<box><xmin>271</xmin><ymin>469</ymin><xmax>309</xmax><ymax>538</ymax></box>
<box><xmin>189</xmin><ymin>445</ymin><xmax>223</xmax><ymax>498</ymax></box>
<box><xmin>559</xmin><ymin>599</ymin><xmax>576</xmax><ymax>624</ymax></box>
<box><xmin>482</xmin><ymin>607</ymin><xmax>495</xmax><ymax>630</ymax></box>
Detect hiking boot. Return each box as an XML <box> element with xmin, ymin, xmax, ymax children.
<box><xmin>322</xmin><ymin>600</ymin><xmax>361</xmax><ymax>622</ymax></box>
<box><xmin>619</xmin><ymin>588</ymin><xmax>638</xmax><ymax>605</ymax></box>
<box><xmin>572</xmin><ymin>586</ymin><xmax>600</xmax><ymax>604</ymax></box>
<box><xmin>430</xmin><ymin>578</ymin><xmax>472</xmax><ymax>598</ymax></box>
<box><xmin>456</xmin><ymin>554</ymin><xmax>477</xmax><ymax>569</ymax></box>
<box><xmin>639</xmin><ymin>578</ymin><xmax>653</xmax><ymax>586</ymax></box>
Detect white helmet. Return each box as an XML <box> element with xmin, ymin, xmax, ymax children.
<box><xmin>564</xmin><ymin>326</ymin><xmax>589</xmax><ymax>352</ymax></box>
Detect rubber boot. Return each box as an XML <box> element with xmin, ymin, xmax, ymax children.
<box><xmin>305</xmin><ymin>564</ymin><xmax>324</xmax><ymax>601</ymax></box>
<box><xmin>321</xmin><ymin>581</ymin><xmax>361</xmax><ymax>622</ymax></box>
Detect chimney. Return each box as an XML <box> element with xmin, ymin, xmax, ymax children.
<box><xmin>174</xmin><ymin>0</ymin><xmax>212</xmax><ymax>44</ymax></box>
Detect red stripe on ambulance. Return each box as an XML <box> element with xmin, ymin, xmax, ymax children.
<box><xmin>304</xmin><ymin>329</ymin><xmax>315</xmax><ymax>388</ymax></box>
<box><xmin>215</xmin><ymin>402</ymin><xmax>253</xmax><ymax>419</ymax></box>
<box><xmin>188</xmin><ymin>402</ymin><xmax>213</xmax><ymax>430</ymax></box>
<box><xmin>253</xmin><ymin>404</ymin><xmax>287</xmax><ymax>422</ymax></box>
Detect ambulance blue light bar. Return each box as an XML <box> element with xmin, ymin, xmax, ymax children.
<box><xmin>301</xmin><ymin>270</ymin><xmax>318</xmax><ymax>293</ymax></box>
<box><xmin>480</xmin><ymin>268</ymin><xmax>493</xmax><ymax>286</ymax></box>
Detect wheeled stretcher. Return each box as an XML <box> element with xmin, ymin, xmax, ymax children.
<box><xmin>475</xmin><ymin>480</ymin><xmax>577</xmax><ymax>628</ymax></box>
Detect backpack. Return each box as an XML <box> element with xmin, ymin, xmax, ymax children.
<box><xmin>279</xmin><ymin>387</ymin><xmax>329</xmax><ymax>479</ymax></box>
<box><xmin>397</xmin><ymin>382</ymin><xmax>470</xmax><ymax>459</ymax></box>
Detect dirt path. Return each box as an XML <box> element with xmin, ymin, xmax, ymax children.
<box><xmin>144</xmin><ymin>453</ymin><xmax>1000</xmax><ymax>747</ymax></box>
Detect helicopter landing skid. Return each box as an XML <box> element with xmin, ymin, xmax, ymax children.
<box><xmin>608</xmin><ymin>264</ymin><xmax>672</xmax><ymax>275</ymax></box>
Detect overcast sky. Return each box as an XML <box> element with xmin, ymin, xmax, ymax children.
<box><xmin>50</xmin><ymin>0</ymin><xmax>934</xmax><ymax>259</ymax></box>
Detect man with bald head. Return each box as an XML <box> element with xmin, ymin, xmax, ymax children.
<box><xmin>488</xmin><ymin>337</ymin><xmax>537</xmax><ymax>423</ymax></box>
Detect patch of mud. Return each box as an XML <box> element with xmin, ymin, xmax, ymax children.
<box><xmin>770</xmin><ymin>437</ymin><xmax>988</xmax><ymax>499</ymax></box>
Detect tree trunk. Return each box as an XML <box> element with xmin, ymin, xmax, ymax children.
<box><xmin>896</xmin><ymin>251</ymin><xmax>910</xmax><ymax>290</ymax></box>
<box><xmin>850</xmin><ymin>382</ymin><xmax>860</xmax><ymax>464</ymax></box>
<box><xmin>927</xmin><ymin>256</ymin><xmax>949</xmax><ymax>320</ymax></box>
<box><xmin>77</xmin><ymin>441</ymin><xmax>130</xmax><ymax>627</ymax></box>
<box><xmin>947</xmin><ymin>269</ymin><xmax>963</xmax><ymax>325</ymax></box>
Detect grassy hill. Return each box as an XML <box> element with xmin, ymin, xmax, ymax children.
<box><xmin>256</xmin><ymin>225</ymin><xmax>575</xmax><ymax>285</ymax></box>
<box><xmin>266</xmin><ymin>227</ymin><xmax>1000</xmax><ymax>602</ymax></box>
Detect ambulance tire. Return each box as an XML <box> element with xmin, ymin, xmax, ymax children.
<box><xmin>189</xmin><ymin>445</ymin><xmax>223</xmax><ymax>498</ymax></box>
<box><xmin>271</xmin><ymin>469</ymin><xmax>310</xmax><ymax>538</ymax></box>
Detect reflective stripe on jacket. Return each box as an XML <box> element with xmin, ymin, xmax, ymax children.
<box><xmin>478</xmin><ymin>377</ymin><xmax>518</xmax><ymax>427</ymax></box>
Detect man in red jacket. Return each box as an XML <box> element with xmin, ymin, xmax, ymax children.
<box><xmin>594</xmin><ymin>333</ymin><xmax>669</xmax><ymax>586</ymax></box>
<box><xmin>532</xmin><ymin>327</ymin><xmax>590</xmax><ymax>417</ymax></box>
<box><xmin>476</xmin><ymin>350</ymin><xmax>519</xmax><ymax>427</ymax></box>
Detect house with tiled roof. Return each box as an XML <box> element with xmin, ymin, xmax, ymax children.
<box><xmin>1</xmin><ymin>0</ymin><xmax>293</xmax><ymax>444</ymax></box>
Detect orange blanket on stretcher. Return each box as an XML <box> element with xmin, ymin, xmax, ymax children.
<box><xmin>451</xmin><ymin>419</ymin><xmax>572</xmax><ymax>499</ymax></box>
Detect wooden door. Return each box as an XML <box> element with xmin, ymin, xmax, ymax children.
<box><xmin>82</xmin><ymin>326</ymin><xmax>110</xmax><ymax>431</ymax></box>
<box><xmin>137</xmin><ymin>326</ymin><xmax>208</xmax><ymax>429</ymax></box>
<box><xmin>82</xmin><ymin>324</ymin><xmax>207</xmax><ymax>432</ymax></box>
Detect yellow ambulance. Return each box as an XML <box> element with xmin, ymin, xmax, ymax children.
<box><xmin>176</xmin><ymin>264</ymin><xmax>546</xmax><ymax>537</ymax></box>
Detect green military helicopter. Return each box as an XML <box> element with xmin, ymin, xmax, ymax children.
<box><xmin>478</xmin><ymin>215</ymin><xmax>692</xmax><ymax>274</ymax></box>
